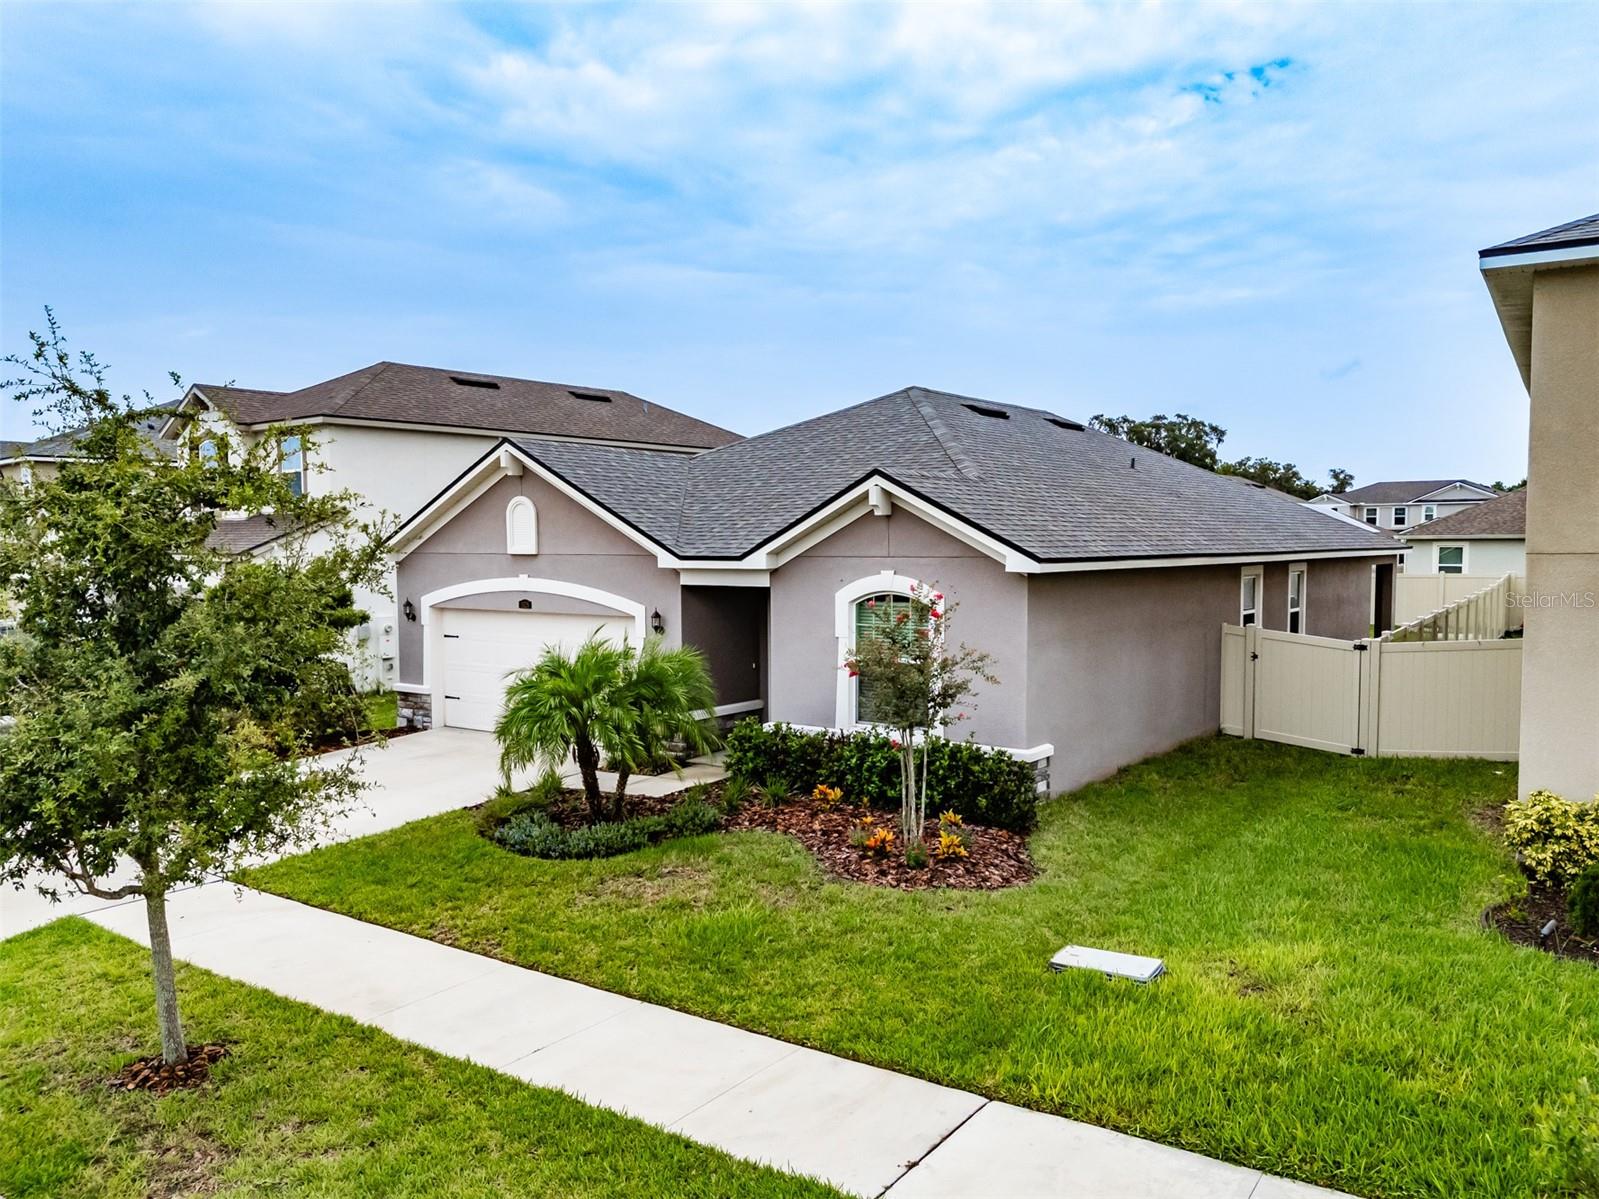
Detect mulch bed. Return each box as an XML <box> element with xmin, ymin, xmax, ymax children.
<box><xmin>479</xmin><ymin>781</ymin><xmax>1034</xmax><ymax>891</ymax></box>
<box><xmin>1486</xmin><ymin>881</ymin><xmax>1599</xmax><ymax>965</ymax></box>
<box><xmin>726</xmin><ymin>796</ymin><xmax>1035</xmax><ymax>891</ymax></box>
<box><xmin>109</xmin><ymin>1043</ymin><xmax>228</xmax><ymax>1095</ymax></box>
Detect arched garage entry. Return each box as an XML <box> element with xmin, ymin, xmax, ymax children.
<box><xmin>420</xmin><ymin>576</ymin><xmax>647</xmax><ymax>731</ymax></box>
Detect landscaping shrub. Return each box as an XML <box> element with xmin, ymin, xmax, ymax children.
<box><xmin>1570</xmin><ymin>863</ymin><xmax>1599</xmax><ymax>938</ymax></box>
<box><xmin>491</xmin><ymin>792</ymin><xmax>724</xmax><ymax>860</ymax></box>
<box><xmin>724</xmin><ymin>720</ymin><xmax>1038</xmax><ymax>833</ymax></box>
<box><xmin>1504</xmin><ymin>789</ymin><xmax>1599</xmax><ymax>885</ymax></box>
<box><xmin>474</xmin><ymin>771</ymin><xmax>564</xmax><ymax>835</ymax></box>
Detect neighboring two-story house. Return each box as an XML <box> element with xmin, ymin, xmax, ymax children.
<box><xmin>1308</xmin><ymin>480</ymin><xmax>1500</xmax><ymax>570</ymax></box>
<box><xmin>153</xmin><ymin>362</ymin><xmax>739</xmax><ymax>687</ymax></box>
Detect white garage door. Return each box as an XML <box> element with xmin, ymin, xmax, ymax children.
<box><xmin>439</xmin><ymin>608</ymin><xmax>634</xmax><ymax>732</ymax></box>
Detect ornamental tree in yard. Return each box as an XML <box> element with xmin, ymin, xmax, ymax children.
<box><xmin>844</xmin><ymin>583</ymin><xmax>995</xmax><ymax>850</ymax></box>
<box><xmin>0</xmin><ymin>314</ymin><xmax>388</xmax><ymax>1066</ymax></box>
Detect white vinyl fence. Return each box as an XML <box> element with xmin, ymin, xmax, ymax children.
<box><xmin>1221</xmin><ymin>623</ymin><xmax>1521</xmax><ymax>760</ymax></box>
<box><xmin>1393</xmin><ymin>572</ymin><xmax>1525</xmax><ymax>630</ymax></box>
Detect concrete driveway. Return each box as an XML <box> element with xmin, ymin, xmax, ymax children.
<box><xmin>1</xmin><ymin>728</ymin><xmax>506</xmax><ymax>939</ymax></box>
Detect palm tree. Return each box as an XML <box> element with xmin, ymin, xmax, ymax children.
<box><xmin>495</xmin><ymin>633</ymin><xmax>720</xmax><ymax>822</ymax></box>
<box><xmin>607</xmin><ymin>638</ymin><xmax>719</xmax><ymax>819</ymax></box>
<box><xmin>496</xmin><ymin>635</ymin><xmax>635</xmax><ymax>822</ymax></box>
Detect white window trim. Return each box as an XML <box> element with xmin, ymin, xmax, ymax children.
<box><xmin>505</xmin><ymin>495</ymin><xmax>538</xmax><ymax>555</ymax></box>
<box><xmin>834</xmin><ymin>570</ymin><xmax>921</xmax><ymax>730</ymax></box>
<box><xmin>1391</xmin><ymin>506</ymin><xmax>1408</xmax><ymax>527</ymax></box>
<box><xmin>1436</xmin><ymin>543</ymin><xmax>1468</xmax><ymax>574</ymax></box>
<box><xmin>1239</xmin><ymin>566</ymin><xmax>1264</xmax><ymax>627</ymax></box>
<box><xmin>1287</xmin><ymin>562</ymin><xmax>1307</xmax><ymax>634</ymax></box>
<box><xmin>279</xmin><ymin>435</ymin><xmax>306</xmax><ymax>497</ymax></box>
<box><xmin>1422</xmin><ymin>504</ymin><xmax>1437</xmax><ymax>522</ymax></box>
<box><xmin>1364</xmin><ymin>507</ymin><xmax>1379</xmax><ymax>525</ymax></box>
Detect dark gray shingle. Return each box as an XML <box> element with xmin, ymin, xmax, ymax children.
<box><xmin>195</xmin><ymin>362</ymin><xmax>738</xmax><ymax>450</ymax></box>
<box><xmin>1481</xmin><ymin>213</ymin><xmax>1599</xmax><ymax>257</ymax></box>
<box><xmin>513</xmin><ymin>387</ymin><xmax>1403</xmax><ymax>563</ymax></box>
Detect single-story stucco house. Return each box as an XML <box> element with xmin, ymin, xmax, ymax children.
<box><xmin>388</xmin><ymin>386</ymin><xmax>1402</xmax><ymax>793</ymax></box>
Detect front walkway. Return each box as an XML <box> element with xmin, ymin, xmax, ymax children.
<box><xmin>83</xmin><ymin>882</ymin><xmax>1350</xmax><ymax>1199</ymax></box>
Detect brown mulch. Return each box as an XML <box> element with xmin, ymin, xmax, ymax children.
<box><xmin>1486</xmin><ymin>881</ymin><xmax>1599</xmax><ymax>965</ymax></box>
<box><xmin>478</xmin><ymin>780</ymin><xmax>1034</xmax><ymax>891</ymax></box>
<box><xmin>310</xmin><ymin>725</ymin><xmax>422</xmax><ymax>755</ymax></box>
<box><xmin>726</xmin><ymin>797</ymin><xmax>1035</xmax><ymax>891</ymax></box>
<box><xmin>109</xmin><ymin>1043</ymin><xmax>228</xmax><ymax>1095</ymax></box>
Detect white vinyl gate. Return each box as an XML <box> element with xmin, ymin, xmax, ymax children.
<box><xmin>1221</xmin><ymin>623</ymin><xmax>1521</xmax><ymax>760</ymax></box>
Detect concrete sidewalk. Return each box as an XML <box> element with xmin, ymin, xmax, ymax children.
<box><xmin>84</xmin><ymin>883</ymin><xmax>1352</xmax><ymax>1199</ymax></box>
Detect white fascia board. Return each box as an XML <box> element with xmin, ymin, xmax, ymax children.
<box><xmin>390</xmin><ymin>442</ymin><xmax>678</xmax><ymax>563</ymax></box>
<box><xmin>1480</xmin><ymin>244</ymin><xmax>1599</xmax><ymax>271</ymax></box>
<box><xmin>1028</xmin><ymin>547</ymin><xmax>1400</xmax><ymax>574</ymax></box>
<box><xmin>678</xmin><ymin>568</ymin><xmax>771</xmax><ymax>587</ymax></box>
<box><xmin>239</xmin><ymin>414</ymin><xmax>707</xmax><ymax>455</ymax></box>
<box><xmin>157</xmin><ymin>387</ymin><xmax>212</xmax><ymax>439</ymax></box>
<box><xmin>1409</xmin><ymin>482</ymin><xmax>1497</xmax><ymax>503</ymax></box>
<box><xmin>1403</xmin><ymin>532</ymin><xmax>1524</xmax><ymax>542</ymax></box>
<box><xmin>661</xmin><ymin>477</ymin><xmax>1021</xmax><ymax>575</ymax></box>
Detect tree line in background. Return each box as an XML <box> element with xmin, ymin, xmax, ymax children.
<box><xmin>1087</xmin><ymin>412</ymin><xmax>1352</xmax><ymax>499</ymax></box>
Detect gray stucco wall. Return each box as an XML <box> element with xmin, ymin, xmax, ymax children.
<box><xmin>1025</xmin><ymin>565</ymin><xmax>1237</xmax><ymax>793</ymax></box>
<box><xmin>1024</xmin><ymin>554</ymin><xmax>1384</xmax><ymax>794</ymax></box>
<box><xmin>1304</xmin><ymin>556</ymin><xmax>1384</xmax><ymax>639</ymax></box>
<box><xmin>767</xmin><ymin>511</ymin><xmax>1030</xmax><ymax>748</ymax></box>
<box><xmin>393</xmin><ymin>473</ymin><xmax>681</xmax><ymax>686</ymax></box>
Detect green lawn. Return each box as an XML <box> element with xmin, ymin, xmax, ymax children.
<box><xmin>245</xmin><ymin>737</ymin><xmax>1599</xmax><ymax>1199</ymax></box>
<box><xmin>361</xmin><ymin>689</ymin><xmax>399</xmax><ymax>732</ymax></box>
<box><xmin>0</xmin><ymin>919</ymin><xmax>838</xmax><ymax>1199</ymax></box>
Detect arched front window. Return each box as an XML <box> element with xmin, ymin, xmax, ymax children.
<box><xmin>505</xmin><ymin>496</ymin><xmax>538</xmax><ymax>555</ymax></box>
<box><xmin>852</xmin><ymin>592</ymin><xmax>925</xmax><ymax>725</ymax></box>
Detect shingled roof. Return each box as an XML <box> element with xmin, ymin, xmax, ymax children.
<box><xmin>1333</xmin><ymin>479</ymin><xmax>1498</xmax><ymax>505</ymax></box>
<box><xmin>1404</xmin><ymin>489</ymin><xmax>1527</xmax><ymax>539</ymax></box>
<box><xmin>504</xmin><ymin>387</ymin><xmax>1403</xmax><ymax>564</ymax></box>
<box><xmin>1480</xmin><ymin>213</ymin><xmax>1599</xmax><ymax>257</ymax></box>
<box><xmin>190</xmin><ymin>362</ymin><xmax>738</xmax><ymax>450</ymax></box>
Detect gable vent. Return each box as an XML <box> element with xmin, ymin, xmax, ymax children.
<box><xmin>962</xmin><ymin>403</ymin><xmax>1009</xmax><ymax>420</ymax></box>
<box><xmin>449</xmin><ymin>375</ymin><xmax>501</xmax><ymax>389</ymax></box>
<box><xmin>1047</xmin><ymin>416</ymin><xmax>1085</xmax><ymax>431</ymax></box>
<box><xmin>569</xmin><ymin>390</ymin><xmax>613</xmax><ymax>403</ymax></box>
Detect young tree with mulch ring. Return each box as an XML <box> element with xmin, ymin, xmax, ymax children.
<box><xmin>844</xmin><ymin>583</ymin><xmax>995</xmax><ymax>853</ymax></box>
<box><xmin>0</xmin><ymin>313</ymin><xmax>388</xmax><ymax>1070</ymax></box>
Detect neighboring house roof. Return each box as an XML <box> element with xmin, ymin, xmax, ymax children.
<box><xmin>182</xmin><ymin>362</ymin><xmax>739</xmax><ymax>450</ymax></box>
<box><xmin>1403</xmin><ymin>489</ymin><xmax>1527</xmax><ymax>539</ymax></box>
<box><xmin>0</xmin><ymin>409</ymin><xmax>177</xmax><ymax>464</ymax></box>
<box><xmin>1480</xmin><ymin>212</ymin><xmax>1599</xmax><ymax>258</ymax></box>
<box><xmin>204</xmin><ymin>514</ymin><xmax>294</xmax><ymax>555</ymax></box>
<box><xmin>445</xmin><ymin>386</ymin><xmax>1402</xmax><ymax>565</ymax></box>
<box><xmin>1329</xmin><ymin>480</ymin><xmax>1498</xmax><ymax>505</ymax></box>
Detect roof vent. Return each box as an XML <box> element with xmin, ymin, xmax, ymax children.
<box><xmin>1047</xmin><ymin>416</ymin><xmax>1085</xmax><ymax>431</ymax></box>
<box><xmin>449</xmin><ymin>376</ymin><xmax>501</xmax><ymax>389</ymax></box>
<box><xmin>569</xmin><ymin>390</ymin><xmax>613</xmax><ymax>403</ymax></box>
<box><xmin>963</xmin><ymin>403</ymin><xmax>1009</xmax><ymax>420</ymax></box>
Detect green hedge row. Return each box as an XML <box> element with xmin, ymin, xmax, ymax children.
<box><xmin>724</xmin><ymin>720</ymin><xmax>1039</xmax><ymax>833</ymax></box>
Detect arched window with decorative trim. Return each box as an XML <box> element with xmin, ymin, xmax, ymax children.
<box><xmin>505</xmin><ymin>496</ymin><xmax>538</xmax><ymax>555</ymax></box>
<box><xmin>833</xmin><ymin>571</ymin><xmax>924</xmax><ymax>728</ymax></box>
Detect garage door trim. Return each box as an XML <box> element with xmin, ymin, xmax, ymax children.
<box><xmin>418</xmin><ymin>575</ymin><xmax>649</xmax><ymax>725</ymax></box>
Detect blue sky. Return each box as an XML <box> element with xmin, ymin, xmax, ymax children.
<box><xmin>3</xmin><ymin>2</ymin><xmax>1595</xmax><ymax>486</ymax></box>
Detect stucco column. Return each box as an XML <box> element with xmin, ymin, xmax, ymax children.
<box><xmin>1519</xmin><ymin>264</ymin><xmax>1599</xmax><ymax>799</ymax></box>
